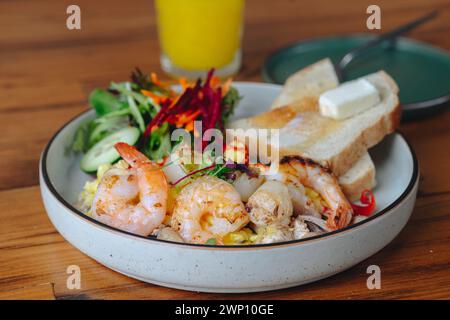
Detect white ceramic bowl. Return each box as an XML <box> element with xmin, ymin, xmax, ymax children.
<box><xmin>39</xmin><ymin>82</ymin><xmax>419</xmax><ymax>293</ymax></box>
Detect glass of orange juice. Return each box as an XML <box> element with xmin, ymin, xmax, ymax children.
<box><xmin>155</xmin><ymin>0</ymin><xmax>245</xmax><ymax>78</ymax></box>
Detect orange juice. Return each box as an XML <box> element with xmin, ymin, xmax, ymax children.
<box><xmin>155</xmin><ymin>0</ymin><xmax>244</xmax><ymax>74</ymax></box>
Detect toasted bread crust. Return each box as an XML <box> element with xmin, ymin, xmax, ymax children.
<box><xmin>272</xmin><ymin>59</ymin><xmax>339</xmax><ymax>109</ymax></box>
<box><xmin>329</xmin><ymin>101</ymin><xmax>401</xmax><ymax>176</ymax></box>
<box><xmin>280</xmin><ymin>155</ymin><xmax>334</xmax><ymax>175</ymax></box>
<box><xmin>339</xmin><ymin>167</ymin><xmax>376</xmax><ymax>202</ymax></box>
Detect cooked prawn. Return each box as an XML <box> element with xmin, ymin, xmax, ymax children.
<box><xmin>91</xmin><ymin>143</ymin><xmax>168</xmax><ymax>236</ymax></box>
<box><xmin>268</xmin><ymin>169</ymin><xmax>321</xmax><ymax>218</ymax></box>
<box><xmin>271</xmin><ymin>156</ymin><xmax>353</xmax><ymax>230</ymax></box>
<box><xmin>246</xmin><ymin>180</ymin><xmax>293</xmax><ymax>227</ymax></box>
<box><xmin>171</xmin><ymin>176</ymin><xmax>249</xmax><ymax>244</ymax></box>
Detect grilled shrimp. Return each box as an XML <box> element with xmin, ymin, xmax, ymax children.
<box><xmin>171</xmin><ymin>176</ymin><xmax>249</xmax><ymax>244</ymax></box>
<box><xmin>246</xmin><ymin>180</ymin><xmax>293</xmax><ymax>227</ymax></box>
<box><xmin>268</xmin><ymin>170</ymin><xmax>321</xmax><ymax>218</ymax></box>
<box><xmin>91</xmin><ymin>143</ymin><xmax>168</xmax><ymax>236</ymax></box>
<box><xmin>232</xmin><ymin>171</ymin><xmax>264</xmax><ymax>202</ymax></box>
<box><xmin>272</xmin><ymin>156</ymin><xmax>353</xmax><ymax>230</ymax></box>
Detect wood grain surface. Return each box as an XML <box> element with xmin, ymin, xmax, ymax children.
<box><xmin>1</xmin><ymin>0</ymin><xmax>450</xmax><ymax>300</ymax></box>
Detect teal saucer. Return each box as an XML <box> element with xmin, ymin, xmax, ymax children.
<box><xmin>263</xmin><ymin>35</ymin><xmax>450</xmax><ymax>118</ymax></box>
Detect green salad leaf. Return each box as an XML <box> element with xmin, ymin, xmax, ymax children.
<box><xmin>143</xmin><ymin>122</ymin><xmax>172</xmax><ymax>160</ymax></box>
<box><xmin>205</xmin><ymin>238</ymin><xmax>217</xmax><ymax>245</ymax></box>
<box><xmin>221</xmin><ymin>86</ymin><xmax>241</xmax><ymax>125</ymax></box>
<box><xmin>88</xmin><ymin>116</ymin><xmax>129</xmax><ymax>148</ymax></box>
<box><xmin>131</xmin><ymin>68</ymin><xmax>169</xmax><ymax>94</ymax></box>
<box><xmin>71</xmin><ymin>119</ymin><xmax>94</xmax><ymax>153</ymax></box>
<box><xmin>89</xmin><ymin>89</ymin><xmax>126</xmax><ymax>116</ymax></box>
<box><xmin>205</xmin><ymin>163</ymin><xmax>233</xmax><ymax>180</ymax></box>
<box><xmin>125</xmin><ymin>83</ymin><xmax>146</xmax><ymax>132</ymax></box>
<box><xmin>109</xmin><ymin>81</ymin><xmax>159</xmax><ymax>129</ymax></box>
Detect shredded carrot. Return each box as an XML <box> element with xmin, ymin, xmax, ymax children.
<box><xmin>141</xmin><ymin>90</ymin><xmax>165</xmax><ymax>104</ymax></box>
<box><xmin>166</xmin><ymin>93</ymin><xmax>181</xmax><ymax>111</ymax></box>
<box><xmin>210</xmin><ymin>76</ymin><xmax>221</xmax><ymax>89</ymax></box>
<box><xmin>179</xmin><ymin>77</ymin><xmax>190</xmax><ymax>90</ymax></box>
<box><xmin>222</xmin><ymin>78</ymin><xmax>233</xmax><ymax>96</ymax></box>
<box><xmin>151</xmin><ymin>72</ymin><xmax>163</xmax><ymax>87</ymax></box>
<box><xmin>173</xmin><ymin>109</ymin><xmax>202</xmax><ymax>128</ymax></box>
<box><xmin>185</xmin><ymin>121</ymin><xmax>194</xmax><ymax>132</ymax></box>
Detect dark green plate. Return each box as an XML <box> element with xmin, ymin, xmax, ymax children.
<box><xmin>262</xmin><ymin>35</ymin><xmax>450</xmax><ymax>119</ymax></box>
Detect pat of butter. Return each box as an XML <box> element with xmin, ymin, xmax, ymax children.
<box><xmin>319</xmin><ymin>79</ymin><xmax>380</xmax><ymax>120</ymax></box>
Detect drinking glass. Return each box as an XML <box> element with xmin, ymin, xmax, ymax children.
<box><xmin>155</xmin><ymin>0</ymin><xmax>245</xmax><ymax>79</ymax></box>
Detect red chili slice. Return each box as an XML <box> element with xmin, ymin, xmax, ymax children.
<box><xmin>351</xmin><ymin>189</ymin><xmax>376</xmax><ymax>216</ymax></box>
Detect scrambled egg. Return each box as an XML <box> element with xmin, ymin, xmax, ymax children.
<box><xmin>223</xmin><ymin>228</ymin><xmax>257</xmax><ymax>245</ymax></box>
<box><xmin>166</xmin><ymin>187</ymin><xmax>178</xmax><ymax>214</ymax></box>
<box><xmin>251</xmin><ymin>225</ymin><xmax>295</xmax><ymax>244</ymax></box>
<box><xmin>78</xmin><ymin>161</ymin><xmax>128</xmax><ymax>215</ymax></box>
<box><xmin>305</xmin><ymin>186</ymin><xmax>328</xmax><ymax>212</ymax></box>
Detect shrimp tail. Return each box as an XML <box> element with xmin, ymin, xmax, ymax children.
<box><xmin>326</xmin><ymin>205</ymin><xmax>353</xmax><ymax>230</ymax></box>
<box><xmin>115</xmin><ymin>142</ymin><xmax>152</xmax><ymax>168</ymax></box>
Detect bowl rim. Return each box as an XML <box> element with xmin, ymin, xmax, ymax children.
<box><xmin>40</xmin><ymin>82</ymin><xmax>419</xmax><ymax>250</ymax></box>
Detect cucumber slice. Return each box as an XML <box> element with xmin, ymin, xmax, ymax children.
<box><xmin>88</xmin><ymin>116</ymin><xmax>128</xmax><ymax>147</ymax></box>
<box><xmin>80</xmin><ymin>126</ymin><xmax>140</xmax><ymax>173</ymax></box>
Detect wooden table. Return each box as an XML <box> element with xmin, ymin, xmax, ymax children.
<box><xmin>1</xmin><ymin>0</ymin><xmax>450</xmax><ymax>300</ymax></box>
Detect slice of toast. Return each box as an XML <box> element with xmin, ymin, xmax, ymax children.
<box><xmin>338</xmin><ymin>152</ymin><xmax>376</xmax><ymax>201</ymax></box>
<box><xmin>229</xmin><ymin>60</ymin><xmax>401</xmax><ymax>177</ymax></box>
<box><xmin>271</xmin><ymin>58</ymin><xmax>340</xmax><ymax>109</ymax></box>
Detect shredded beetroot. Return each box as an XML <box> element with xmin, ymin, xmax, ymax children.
<box><xmin>143</xmin><ymin>98</ymin><xmax>172</xmax><ymax>137</ymax></box>
<box><xmin>144</xmin><ymin>86</ymin><xmax>194</xmax><ymax>137</ymax></box>
<box><xmin>143</xmin><ymin>69</ymin><xmax>225</xmax><ymax>144</ymax></box>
